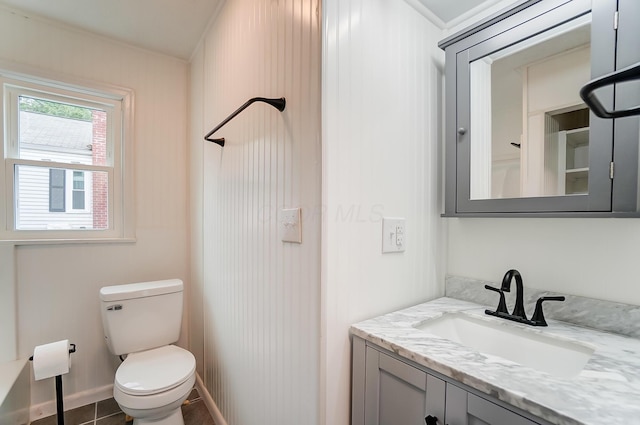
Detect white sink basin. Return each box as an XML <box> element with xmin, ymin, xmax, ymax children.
<box><xmin>414</xmin><ymin>313</ymin><xmax>594</xmax><ymax>378</ymax></box>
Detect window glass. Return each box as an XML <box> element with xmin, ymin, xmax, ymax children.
<box><xmin>72</xmin><ymin>171</ymin><xmax>85</xmax><ymax>210</ymax></box>
<box><xmin>18</xmin><ymin>95</ymin><xmax>109</xmax><ymax>166</ymax></box>
<box><xmin>15</xmin><ymin>165</ymin><xmax>108</xmax><ymax>230</ymax></box>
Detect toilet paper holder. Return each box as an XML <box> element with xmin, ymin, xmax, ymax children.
<box><xmin>29</xmin><ymin>343</ymin><xmax>77</xmax><ymax>425</ymax></box>
<box><xmin>28</xmin><ymin>343</ymin><xmax>76</xmax><ymax>361</ymax></box>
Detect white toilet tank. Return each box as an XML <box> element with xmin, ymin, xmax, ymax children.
<box><xmin>100</xmin><ymin>279</ymin><xmax>184</xmax><ymax>356</ymax></box>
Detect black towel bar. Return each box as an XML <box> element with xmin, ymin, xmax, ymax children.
<box><xmin>580</xmin><ymin>61</ymin><xmax>640</xmax><ymax>119</ymax></box>
<box><xmin>204</xmin><ymin>97</ymin><xmax>286</xmax><ymax>147</ymax></box>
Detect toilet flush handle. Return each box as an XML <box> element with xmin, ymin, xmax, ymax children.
<box><xmin>107</xmin><ymin>304</ymin><xmax>123</xmax><ymax>311</ymax></box>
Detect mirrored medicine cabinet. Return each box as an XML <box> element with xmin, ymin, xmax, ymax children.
<box><xmin>439</xmin><ymin>0</ymin><xmax>640</xmax><ymax>216</ymax></box>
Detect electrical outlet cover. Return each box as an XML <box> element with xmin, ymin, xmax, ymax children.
<box><xmin>382</xmin><ymin>217</ymin><xmax>405</xmax><ymax>253</ymax></box>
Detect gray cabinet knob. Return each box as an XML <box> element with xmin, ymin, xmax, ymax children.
<box><xmin>457</xmin><ymin>127</ymin><xmax>467</xmax><ymax>135</ymax></box>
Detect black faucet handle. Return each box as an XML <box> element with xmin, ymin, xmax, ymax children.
<box><xmin>531</xmin><ymin>296</ymin><xmax>565</xmax><ymax>326</ymax></box>
<box><xmin>424</xmin><ymin>415</ymin><xmax>438</xmax><ymax>425</ymax></box>
<box><xmin>484</xmin><ymin>284</ymin><xmax>508</xmax><ymax>314</ymax></box>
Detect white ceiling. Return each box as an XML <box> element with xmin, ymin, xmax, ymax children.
<box><xmin>0</xmin><ymin>0</ymin><xmax>495</xmax><ymax>60</ymax></box>
<box><xmin>0</xmin><ymin>0</ymin><xmax>223</xmax><ymax>60</ymax></box>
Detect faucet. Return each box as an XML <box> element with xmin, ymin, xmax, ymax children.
<box><xmin>485</xmin><ymin>269</ymin><xmax>565</xmax><ymax>326</ymax></box>
<box><xmin>500</xmin><ymin>269</ymin><xmax>527</xmax><ymax>320</ymax></box>
<box><xmin>530</xmin><ymin>296</ymin><xmax>566</xmax><ymax>326</ymax></box>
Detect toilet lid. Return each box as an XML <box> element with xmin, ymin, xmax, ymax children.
<box><xmin>115</xmin><ymin>345</ymin><xmax>195</xmax><ymax>396</ymax></box>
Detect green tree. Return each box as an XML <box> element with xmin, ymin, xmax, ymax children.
<box><xmin>19</xmin><ymin>96</ymin><xmax>92</xmax><ymax>121</ymax></box>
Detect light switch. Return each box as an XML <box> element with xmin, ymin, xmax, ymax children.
<box><xmin>382</xmin><ymin>217</ymin><xmax>405</xmax><ymax>253</ymax></box>
<box><xmin>280</xmin><ymin>208</ymin><xmax>302</xmax><ymax>243</ymax></box>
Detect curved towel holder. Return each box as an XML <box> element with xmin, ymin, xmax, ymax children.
<box><xmin>204</xmin><ymin>97</ymin><xmax>286</xmax><ymax>147</ymax></box>
<box><xmin>580</xmin><ymin>61</ymin><xmax>640</xmax><ymax>119</ymax></box>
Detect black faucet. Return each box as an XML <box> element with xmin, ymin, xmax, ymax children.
<box><xmin>501</xmin><ymin>269</ymin><xmax>527</xmax><ymax>320</ymax></box>
<box><xmin>485</xmin><ymin>269</ymin><xmax>565</xmax><ymax>326</ymax></box>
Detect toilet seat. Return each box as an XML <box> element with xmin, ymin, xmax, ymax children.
<box><xmin>114</xmin><ymin>372</ymin><xmax>195</xmax><ymax>413</ymax></box>
<box><xmin>115</xmin><ymin>345</ymin><xmax>196</xmax><ymax>396</ymax></box>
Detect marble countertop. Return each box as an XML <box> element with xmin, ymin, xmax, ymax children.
<box><xmin>350</xmin><ymin>297</ymin><xmax>640</xmax><ymax>425</ymax></box>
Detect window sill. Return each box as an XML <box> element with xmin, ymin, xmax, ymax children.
<box><xmin>0</xmin><ymin>237</ymin><xmax>136</xmax><ymax>246</ymax></box>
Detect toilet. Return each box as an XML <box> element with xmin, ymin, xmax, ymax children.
<box><xmin>99</xmin><ymin>279</ymin><xmax>196</xmax><ymax>425</ymax></box>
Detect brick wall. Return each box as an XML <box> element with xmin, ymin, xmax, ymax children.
<box><xmin>92</xmin><ymin>110</ymin><xmax>108</xmax><ymax>229</ymax></box>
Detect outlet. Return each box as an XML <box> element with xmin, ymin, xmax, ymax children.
<box><xmin>280</xmin><ymin>208</ymin><xmax>302</xmax><ymax>243</ymax></box>
<box><xmin>382</xmin><ymin>217</ymin><xmax>405</xmax><ymax>253</ymax></box>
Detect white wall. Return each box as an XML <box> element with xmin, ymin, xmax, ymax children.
<box><xmin>190</xmin><ymin>0</ymin><xmax>322</xmax><ymax>424</ymax></box>
<box><xmin>0</xmin><ymin>244</ymin><xmax>15</xmax><ymax>363</ymax></box>
<box><xmin>321</xmin><ymin>1</ymin><xmax>445</xmax><ymax>423</ymax></box>
<box><xmin>0</xmin><ymin>7</ymin><xmax>190</xmax><ymax>416</ymax></box>
<box><xmin>448</xmin><ymin>218</ymin><xmax>640</xmax><ymax>304</ymax></box>
<box><xmin>189</xmin><ymin>34</ymin><xmax>206</xmax><ymax>380</ymax></box>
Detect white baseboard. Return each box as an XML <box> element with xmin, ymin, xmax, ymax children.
<box><xmin>28</xmin><ymin>374</ymin><xmax>224</xmax><ymax>425</ymax></box>
<box><xmin>29</xmin><ymin>383</ymin><xmax>113</xmax><ymax>423</ymax></box>
<box><xmin>195</xmin><ymin>373</ymin><xmax>227</xmax><ymax>425</ymax></box>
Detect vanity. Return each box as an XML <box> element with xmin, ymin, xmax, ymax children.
<box><xmin>350</xmin><ymin>276</ymin><xmax>640</xmax><ymax>425</ymax></box>
<box><xmin>351</xmin><ymin>0</ymin><xmax>640</xmax><ymax>421</ymax></box>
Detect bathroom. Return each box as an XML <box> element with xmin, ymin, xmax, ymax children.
<box><xmin>1</xmin><ymin>0</ymin><xmax>639</xmax><ymax>424</ymax></box>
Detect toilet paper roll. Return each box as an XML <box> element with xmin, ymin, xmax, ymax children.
<box><xmin>32</xmin><ymin>340</ymin><xmax>70</xmax><ymax>381</ymax></box>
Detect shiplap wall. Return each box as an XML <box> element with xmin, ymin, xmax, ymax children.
<box><xmin>191</xmin><ymin>0</ymin><xmax>322</xmax><ymax>424</ymax></box>
<box><xmin>0</xmin><ymin>7</ymin><xmax>190</xmax><ymax>417</ymax></box>
<box><xmin>321</xmin><ymin>1</ymin><xmax>445</xmax><ymax>423</ymax></box>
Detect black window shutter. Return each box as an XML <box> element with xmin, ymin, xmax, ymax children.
<box><xmin>49</xmin><ymin>169</ymin><xmax>65</xmax><ymax>212</ymax></box>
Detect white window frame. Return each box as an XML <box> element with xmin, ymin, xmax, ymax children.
<box><xmin>0</xmin><ymin>64</ymin><xmax>135</xmax><ymax>243</ymax></box>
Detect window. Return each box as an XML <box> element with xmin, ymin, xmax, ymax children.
<box><xmin>47</xmin><ymin>169</ymin><xmax>90</xmax><ymax>213</ymax></box>
<box><xmin>72</xmin><ymin>171</ymin><xmax>86</xmax><ymax>211</ymax></box>
<box><xmin>1</xmin><ymin>69</ymin><xmax>134</xmax><ymax>242</ymax></box>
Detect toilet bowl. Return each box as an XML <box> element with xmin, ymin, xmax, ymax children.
<box><xmin>99</xmin><ymin>279</ymin><xmax>196</xmax><ymax>425</ymax></box>
<box><xmin>114</xmin><ymin>345</ymin><xmax>196</xmax><ymax>425</ymax></box>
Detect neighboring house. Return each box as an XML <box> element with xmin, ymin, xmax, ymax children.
<box><xmin>16</xmin><ymin>110</ymin><xmax>105</xmax><ymax>230</ymax></box>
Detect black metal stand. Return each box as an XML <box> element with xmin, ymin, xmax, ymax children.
<box><xmin>55</xmin><ymin>375</ymin><xmax>64</xmax><ymax>425</ymax></box>
<box><xmin>29</xmin><ymin>343</ymin><xmax>76</xmax><ymax>425</ymax></box>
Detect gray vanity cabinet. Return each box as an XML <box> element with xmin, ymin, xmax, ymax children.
<box><xmin>445</xmin><ymin>384</ymin><xmax>539</xmax><ymax>425</ymax></box>
<box><xmin>352</xmin><ymin>337</ymin><xmax>549</xmax><ymax>425</ymax></box>
<box><xmin>363</xmin><ymin>346</ymin><xmax>446</xmax><ymax>425</ymax></box>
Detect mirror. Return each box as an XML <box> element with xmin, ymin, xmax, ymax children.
<box><xmin>469</xmin><ymin>15</ymin><xmax>592</xmax><ymax>200</ymax></box>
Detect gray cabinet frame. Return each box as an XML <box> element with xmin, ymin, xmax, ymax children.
<box><xmin>364</xmin><ymin>347</ymin><xmax>446</xmax><ymax>425</ymax></box>
<box><xmin>446</xmin><ymin>384</ymin><xmax>539</xmax><ymax>425</ymax></box>
<box><xmin>352</xmin><ymin>337</ymin><xmax>446</xmax><ymax>425</ymax></box>
<box><xmin>612</xmin><ymin>0</ymin><xmax>640</xmax><ymax>212</ymax></box>
<box><xmin>440</xmin><ymin>0</ymin><xmax>640</xmax><ymax>216</ymax></box>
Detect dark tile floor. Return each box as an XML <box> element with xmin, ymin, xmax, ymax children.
<box><xmin>31</xmin><ymin>388</ymin><xmax>215</xmax><ymax>425</ymax></box>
